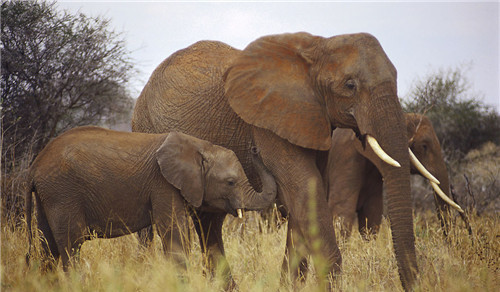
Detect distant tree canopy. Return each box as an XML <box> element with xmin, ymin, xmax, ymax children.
<box><xmin>402</xmin><ymin>66</ymin><xmax>500</xmax><ymax>160</ymax></box>
<box><xmin>1</xmin><ymin>0</ymin><xmax>135</xmax><ymax>170</ymax></box>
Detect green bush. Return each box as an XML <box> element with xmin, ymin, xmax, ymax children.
<box><xmin>402</xmin><ymin>66</ymin><xmax>500</xmax><ymax>161</ymax></box>
<box><xmin>403</xmin><ymin>66</ymin><xmax>500</xmax><ymax>215</ymax></box>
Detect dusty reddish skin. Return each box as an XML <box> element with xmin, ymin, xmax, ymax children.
<box><xmin>25</xmin><ymin>127</ymin><xmax>276</xmax><ymax>272</ymax></box>
<box><xmin>132</xmin><ymin>32</ymin><xmax>418</xmax><ymax>290</ymax></box>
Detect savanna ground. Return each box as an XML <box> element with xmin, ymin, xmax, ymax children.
<box><xmin>1</xmin><ymin>211</ymin><xmax>499</xmax><ymax>291</ymax></box>
<box><xmin>2</xmin><ymin>143</ymin><xmax>499</xmax><ymax>291</ymax></box>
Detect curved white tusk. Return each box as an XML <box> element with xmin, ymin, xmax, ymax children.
<box><xmin>430</xmin><ymin>181</ymin><xmax>464</xmax><ymax>213</ymax></box>
<box><xmin>366</xmin><ymin>135</ymin><xmax>401</xmax><ymax>168</ymax></box>
<box><xmin>237</xmin><ymin>209</ymin><xmax>243</xmax><ymax>218</ymax></box>
<box><xmin>409</xmin><ymin>148</ymin><xmax>440</xmax><ymax>185</ymax></box>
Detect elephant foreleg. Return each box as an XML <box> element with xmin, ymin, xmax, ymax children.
<box><xmin>281</xmin><ymin>177</ymin><xmax>342</xmax><ymax>290</ymax></box>
<box><xmin>281</xmin><ymin>218</ymin><xmax>309</xmax><ymax>285</ymax></box>
<box><xmin>328</xmin><ymin>137</ymin><xmax>370</xmax><ymax>239</ymax></box>
<box><xmin>137</xmin><ymin>225</ymin><xmax>155</xmax><ymax>248</ymax></box>
<box><xmin>329</xmin><ymin>174</ymin><xmax>364</xmax><ymax>238</ymax></box>
<box><xmin>152</xmin><ymin>188</ymin><xmax>191</xmax><ymax>268</ymax></box>
<box><xmin>357</xmin><ymin>167</ymin><xmax>384</xmax><ymax>239</ymax></box>
<box><xmin>253</xmin><ymin>127</ymin><xmax>342</xmax><ymax>288</ymax></box>
<box><xmin>191</xmin><ymin>211</ymin><xmax>236</xmax><ymax>290</ymax></box>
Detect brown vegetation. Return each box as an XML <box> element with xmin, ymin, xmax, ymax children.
<box><xmin>2</xmin><ymin>209</ymin><xmax>498</xmax><ymax>291</ymax></box>
<box><xmin>413</xmin><ymin>142</ymin><xmax>500</xmax><ymax>215</ymax></box>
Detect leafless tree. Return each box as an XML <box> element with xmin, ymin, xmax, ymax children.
<box><xmin>1</xmin><ymin>0</ymin><xmax>135</xmax><ymax>170</ymax></box>
<box><xmin>1</xmin><ymin>0</ymin><xmax>136</xmax><ymax>222</ymax></box>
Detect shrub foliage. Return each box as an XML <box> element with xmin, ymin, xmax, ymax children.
<box><xmin>402</xmin><ymin>66</ymin><xmax>500</xmax><ymax>160</ymax></box>
<box><xmin>403</xmin><ymin>67</ymin><xmax>500</xmax><ymax>215</ymax></box>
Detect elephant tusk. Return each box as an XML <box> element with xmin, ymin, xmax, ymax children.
<box><xmin>366</xmin><ymin>135</ymin><xmax>401</xmax><ymax>168</ymax></box>
<box><xmin>409</xmin><ymin>148</ymin><xmax>440</xmax><ymax>185</ymax></box>
<box><xmin>430</xmin><ymin>181</ymin><xmax>464</xmax><ymax>213</ymax></box>
<box><xmin>237</xmin><ymin>208</ymin><xmax>243</xmax><ymax>218</ymax></box>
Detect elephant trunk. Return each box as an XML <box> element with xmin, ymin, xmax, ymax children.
<box><xmin>357</xmin><ymin>86</ymin><xmax>418</xmax><ymax>291</ymax></box>
<box><xmin>382</xmin><ymin>159</ymin><xmax>418</xmax><ymax>291</ymax></box>
<box><xmin>432</xmin><ymin>164</ymin><xmax>453</xmax><ymax>234</ymax></box>
<box><xmin>240</xmin><ymin>147</ymin><xmax>277</xmax><ymax>211</ymax></box>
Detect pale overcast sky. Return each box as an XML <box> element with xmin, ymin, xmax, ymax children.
<box><xmin>58</xmin><ymin>1</ymin><xmax>499</xmax><ymax>112</ymax></box>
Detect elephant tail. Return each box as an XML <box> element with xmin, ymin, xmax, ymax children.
<box><xmin>25</xmin><ymin>179</ymin><xmax>35</xmax><ymax>267</ymax></box>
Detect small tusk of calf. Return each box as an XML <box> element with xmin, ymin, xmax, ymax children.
<box><xmin>366</xmin><ymin>135</ymin><xmax>401</xmax><ymax>168</ymax></box>
<box><xmin>430</xmin><ymin>181</ymin><xmax>464</xmax><ymax>213</ymax></box>
<box><xmin>409</xmin><ymin>148</ymin><xmax>440</xmax><ymax>184</ymax></box>
<box><xmin>237</xmin><ymin>209</ymin><xmax>243</xmax><ymax>218</ymax></box>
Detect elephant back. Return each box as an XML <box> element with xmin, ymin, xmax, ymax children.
<box><xmin>132</xmin><ymin>41</ymin><xmax>263</xmax><ymax>190</ymax></box>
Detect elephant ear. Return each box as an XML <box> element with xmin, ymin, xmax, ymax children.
<box><xmin>156</xmin><ymin>132</ymin><xmax>209</xmax><ymax>208</ymax></box>
<box><xmin>224</xmin><ymin>32</ymin><xmax>332</xmax><ymax>151</ymax></box>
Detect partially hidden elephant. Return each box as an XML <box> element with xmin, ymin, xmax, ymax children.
<box><xmin>132</xmin><ymin>32</ymin><xmax>425</xmax><ymax>290</ymax></box>
<box><xmin>25</xmin><ymin>126</ymin><xmax>276</xmax><ymax>271</ymax></box>
<box><xmin>327</xmin><ymin>113</ymin><xmax>464</xmax><ymax>238</ymax></box>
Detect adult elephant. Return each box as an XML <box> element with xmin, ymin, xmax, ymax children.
<box><xmin>328</xmin><ymin>113</ymin><xmax>464</xmax><ymax>239</ymax></box>
<box><xmin>132</xmin><ymin>32</ymin><xmax>417</xmax><ymax>290</ymax></box>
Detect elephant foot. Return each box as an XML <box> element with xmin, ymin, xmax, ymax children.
<box><xmin>280</xmin><ymin>255</ymin><xmax>309</xmax><ymax>289</ymax></box>
<box><xmin>136</xmin><ymin>226</ymin><xmax>155</xmax><ymax>249</ymax></box>
<box><xmin>224</xmin><ymin>277</ymin><xmax>238</xmax><ymax>292</ymax></box>
<box><xmin>201</xmin><ymin>255</ymin><xmax>237</xmax><ymax>291</ymax></box>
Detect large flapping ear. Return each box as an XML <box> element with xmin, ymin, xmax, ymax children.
<box><xmin>156</xmin><ymin>132</ymin><xmax>209</xmax><ymax>208</ymax></box>
<box><xmin>224</xmin><ymin>32</ymin><xmax>332</xmax><ymax>151</ymax></box>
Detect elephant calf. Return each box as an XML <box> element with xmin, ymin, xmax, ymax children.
<box><xmin>25</xmin><ymin>126</ymin><xmax>276</xmax><ymax>270</ymax></box>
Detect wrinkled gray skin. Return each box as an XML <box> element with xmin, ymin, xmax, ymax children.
<box><xmin>25</xmin><ymin>126</ymin><xmax>276</xmax><ymax>271</ymax></box>
<box><xmin>328</xmin><ymin>113</ymin><xmax>455</xmax><ymax>238</ymax></box>
<box><xmin>132</xmin><ymin>32</ymin><xmax>418</xmax><ymax>290</ymax></box>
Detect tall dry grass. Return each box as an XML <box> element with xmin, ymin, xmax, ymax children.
<box><xmin>2</xmin><ymin>210</ymin><xmax>498</xmax><ymax>291</ymax></box>
<box><xmin>2</xmin><ymin>140</ymin><xmax>498</xmax><ymax>291</ymax></box>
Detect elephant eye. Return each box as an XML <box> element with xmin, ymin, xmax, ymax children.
<box><xmin>227</xmin><ymin>179</ymin><xmax>236</xmax><ymax>187</ymax></box>
<box><xmin>345</xmin><ymin>79</ymin><xmax>356</xmax><ymax>90</ymax></box>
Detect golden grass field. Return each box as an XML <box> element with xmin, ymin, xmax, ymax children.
<box><xmin>1</xmin><ymin>209</ymin><xmax>498</xmax><ymax>292</ymax></box>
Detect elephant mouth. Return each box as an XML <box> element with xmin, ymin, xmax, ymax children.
<box><xmin>200</xmin><ymin>201</ymin><xmax>244</xmax><ymax>218</ymax></box>
<box><xmin>226</xmin><ymin>208</ymin><xmax>243</xmax><ymax>218</ymax></box>
<box><xmin>226</xmin><ymin>207</ymin><xmax>240</xmax><ymax>218</ymax></box>
<box><xmin>225</xmin><ymin>200</ymin><xmax>244</xmax><ymax>218</ymax></box>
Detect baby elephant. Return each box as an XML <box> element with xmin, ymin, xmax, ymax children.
<box><xmin>25</xmin><ymin>126</ymin><xmax>276</xmax><ymax>270</ymax></box>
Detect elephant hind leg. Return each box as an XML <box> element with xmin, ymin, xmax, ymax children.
<box><xmin>35</xmin><ymin>198</ymin><xmax>60</xmax><ymax>270</ymax></box>
<box><xmin>48</xmin><ymin>211</ymin><xmax>87</xmax><ymax>271</ymax></box>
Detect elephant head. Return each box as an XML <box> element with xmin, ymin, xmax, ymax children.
<box><xmin>328</xmin><ymin>113</ymin><xmax>465</xmax><ymax>240</ymax></box>
<box><xmin>224</xmin><ymin>32</ymin><xmax>417</xmax><ymax>289</ymax></box>
<box><xmin>155</xmin><ymin>132</ymin><xmax>277</xmax><ymax>217</ymax></box>
<box><xmin>406</xmin><ymin>114</ymin><xmax>463</xmax><ymax>233</ymax></box>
